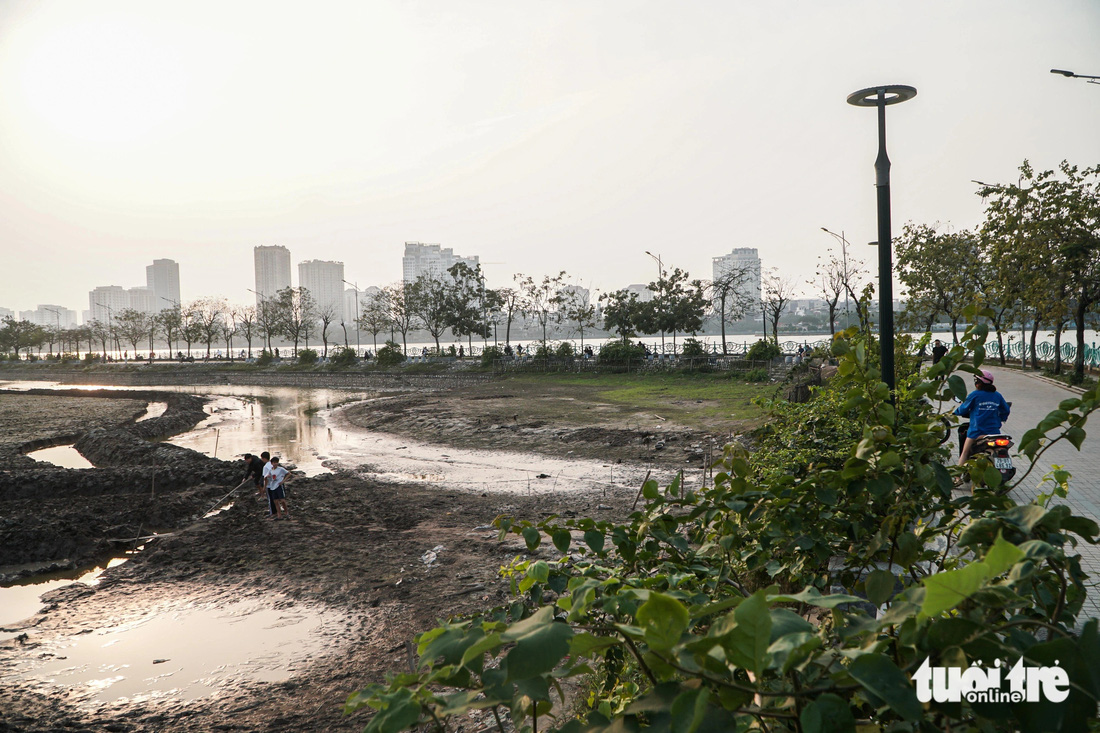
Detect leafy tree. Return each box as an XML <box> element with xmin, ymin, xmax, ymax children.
<box><xmin>895</xmin><ymin>223</ymin><xmax>981</xmax><ymax>343</ymax></box>
<box><xmin>115</xmin><ymin>308</ymin><xmax>149</xmax><ymax>357</ymax></box>
<box><xmin>711</xmin><ymin>264</ymin><xmax>756</xmax><ymax>352</ymax></box>
<box><xmin>559</xmin><ymin>284</ymin><xmax>598</xmax><ymax>352</ymax></box>
<box><xmin>316</xmin><ymin>301</ymin><xmax>339</xmax><ymax>358</ymax></box>
<box><xmin>158</xmin><ymin>306</ymin><xmax>183</xmax><ymax>356</ymax></box>
<box><xmin>358</xmin><ymin>289</ymin><xmax>393</xmax><ymax>354</ymax></box>
<box><xmin>189</xmin><ymin>297</ymin><xmax>227</xmax><ymax>358</ymax></box>
<box><xmin>256</xmin><ymin>296</ymin><xmax>282</xmax><ymax>353</ymax></box>
<box><xmin>495</xmin><ymin>286</ymin><xmax>524</xmax><ymax>346</ymax></box>
<box><xmin>274</xmin><ymin>287</ymin><xmax>316</xmax><ymax>356</ymax></box>
<box><xmin>599</xmin><ymin>289</ymin><xmax>643</xmax><ymax>341</ymax></box>
<box><xmin>180</xmin><ymin>303</ymin><xmax>203</xmax><ymax>357</ymax></box>
<box><xmin>516</xmin><ymin>271</ymin><xmax>566</xmax><ymax>350</ymax></box>
<box><xmin>408</xmin><ymin>272</ymin><xmax>451</xmax><ymax>354</ymax></box>
<box><xmin>387</xmin><ymin>283</ymin><xmax>418</xmax><ymax>355</ymax></box>
<box><xmin>220</xmin><ymin>311</ymin><xmax>237</xmax><ymax>359</ymax></box>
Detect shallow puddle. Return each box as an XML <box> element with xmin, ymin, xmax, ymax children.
<box><xmin>1</xmin><ymin>558</ymin><xmax>128</xmax><ymax>629</ymax></box>
<box><xmin>136</xmin><ymin>402</ymin><xmax>167</xmax><ymax>422</ymax></box>
<box><xmin>25</xmin><ymin>444</ymin><xmax>94</xmax><ymax>469</ymax></box>
<box><xmin>16</xmin><ymin>596</ymin><xmax>345</xmax><ymax>704</ymax></box>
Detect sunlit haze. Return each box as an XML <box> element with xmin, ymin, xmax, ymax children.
<box><xmin>1</xmin><ymin>0</ymin><xmax>1098</xmax><ymax>313</ymax></box>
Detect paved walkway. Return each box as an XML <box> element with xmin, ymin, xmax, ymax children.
<box><xmin>960</xmin><ymin>367</ymin><xmax>1100</xmax><ymax>622</ymax></box>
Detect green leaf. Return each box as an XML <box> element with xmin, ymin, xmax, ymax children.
<box><xmin>864</xmin><ymin>569</ymin><xmax>895</xmax><ymax>605</ymax></box>
<box><xmin>670</xmin><ymin>686</ymin><xmax>710</xmax><ymax>733</ymax></box>
<box><xmin>522</xmin><ymin>526</ymin><xmax>541</xmax><ymax>550</ymax></box>
<box><xmin>1066</xmin><ymin>425</ymin><xmax>1087</xmax><ymax>450</ymax></box>
<box><xmin>984</xmin><ymin>532</ymin><xmax>1025</xmax><ymax>576</ymax></box>
<box><xmin>982</xmin><ymin>464</ymin><xmax>1002</xmax><ymax>488</ymax></box>
<box><xmin>552</xmin><ymin>529</ymin><xmax>571</xmax><ymax>553</ymax></box>
<box><xmin>502</xmin><ymin>608</ymin><xmax>573</xmax><ymax>680</ymax></box>
<box><xmin>948</xmin><ymin>374</ymin><xmax>968</xmax><ymax>401</ymax></box>
<box><xmin>636</xmin><ymin>592</ymin><xmax>689</xmax><ymax>654</ymax></box>
<box><xmin>800</xmin><ymin>693</ymin><xmax>857</xmax><ymax>733</ymax></box>
<box><xmin>720</xmin><ymin>590</ymin><xmax>771</xmax><ymax>676</ymax></box>
<box><xmin>642</xmin><ymin>479</ymin><xmax>659</xmax><ymax>500</ymax></box>
<box><xmin>583</xmin><ymin>529</ymin><xmax>605</xmax><ymax>553</ymax></box>
<box><xmin>527</xmin><ymin>560</ymin><xmax>550</xmax><ymax>583</ymax></box>
<box><xmin>568</xmin><ymin>632</ymin><xmax>618</xmax><ymax>657</ymax></box>
<box><xmin>363</xmin><ymin>688</ymin><xmax>421</xmax><ymax>733</ymax></box>
<box><xmin>922</xmin><ymin>561</ymin><xmax>991</xmax><ymax>617</ymax></box>
<box><xmin>895</xmin><ymin>532</ymin><xmax>921</xmax><ymax>567</ymax></box>
<box><xmin>847</xmin><ymin>653</ymin><xmax>922</xmax><ymax>721</ymax></box>
<box><xmin>768</xmin><ymin>587</ymin><xmax>863</xmax><ymax>608</ymax></box>
<box><xmin>459</xmin><ymin>632</ymin><xmax>502</xmax><ymax>667</ymax></box>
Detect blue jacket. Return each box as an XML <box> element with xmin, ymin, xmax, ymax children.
<box><xmin>955</xmin><ymin>389</ymin><xmax>1010</xmax><ymax>438</ymax></box>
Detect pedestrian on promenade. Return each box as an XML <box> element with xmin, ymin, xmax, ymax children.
<box><xmin>955</xmin><ymin>369</ymin><xmax>1010</xmax><ymax>466</ymax></box>
<box><xmin>266</xmin><ymin>456</ymin><xmax>290</xmax><ymax>520</ymax></box>
<box><xmin>932</xmin><ymin>339</ymin><xmax>948</xmax><ymax>365</ymax></box>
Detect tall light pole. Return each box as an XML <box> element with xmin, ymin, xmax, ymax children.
<box><xmin>644</xmin><ymin>251</ymin><xmax>665</xmax><ymax>352</ymax></box>
<box><xmin>41</xmin><ymin>307</ymin><xmax>62</xmax><ymax>356</ymax></box>
<box><xmin>820</xmin><ymin>227</ymin><xmax>851</xmax><ymax>330</ymax></box>
<box><xmin>1050</xmin><ymin>68</ymin><xmax>1100</xmax><ymax>84</ymax></box>
<box><xmin>342</xmin><ymin>279</ymin><xmax>360</xmax><ymax>356</ymax></box>
<box><xmin>847</xmin><ymin>84</ymin><xmax>916</xmax><ymax>397</ymax></box>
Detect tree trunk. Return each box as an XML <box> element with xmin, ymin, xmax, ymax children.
<box><xmin>1075</xmin><ymin>300</ymin><xmax>1089</xmax><ymax>383</ymax></box>
<box><xmin>1054</xmin><ymin>327</ymin><xmax>1063</xmax><ymax>374</ymax></box>
<box><xmin>1030</xmin><ymin>319</ymin><xmax>1040</xmax><ymax>370</ymax></box>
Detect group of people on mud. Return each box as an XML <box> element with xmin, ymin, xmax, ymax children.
<box><xmin>235</xmin><ymin>452</ymin><xmax>291</xmax><ymax>520</ymax></box>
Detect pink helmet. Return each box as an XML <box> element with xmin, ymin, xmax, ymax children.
<box><xmin>975</xmin><ymin>369</ymin><xmax>994</xmax><ymax>385</ymax></box>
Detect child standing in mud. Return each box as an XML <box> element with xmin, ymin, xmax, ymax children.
<box><xmin>266</xmin><ymin>456</ymin><xmax>290</xmax><ymax>520</ymax></box>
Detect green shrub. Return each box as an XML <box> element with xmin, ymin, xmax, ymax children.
<box><xmin>375</xmin><ymin>341</ymin><xmax>405</xmax><ymax>367</ymax></box>
<box><xmin>598</xmin><ymin>340</ymin><xmax>647</xmax><ymax>364</ymax></box>
<box><xmin>745</xmin><ymin>339</ymin><xmax>781</xmax><ymax>361</ymax></box>
<box><xmin>330</xmin><ymin>347</ymin><xmax>357</xmax><ymax>367</ymax></box>
<box><xmin>297</xmin><ymin>348</ymin><xmax>318</xmax><ymax>365</ymax></box>
<box><xmin>480</xmin><ymin>346</ymin><xmax>503</xmax><ymax>367</ymax></box>
<box><xmin>681</xmin><ymin>337</ymin><xmax>707</xmax><ymax>357</ymax></box>
<box><xmin>256</xmin><ymin>349</ymin><xmax>274</xmax><ymax>366</ymax></box>
<box><xmin>555</xmin><ymin>341</ymin><xmax>575</xmax><ymax>359</ymax></box>
<box><xmin>741</xmin><ymin>367</ymin><xmax>769</xmax><ymax>382</ymax></box>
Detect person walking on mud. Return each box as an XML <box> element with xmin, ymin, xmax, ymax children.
<box><xmin>266</xmin><ymin>456</ymin><xmax>291</xmax><ymax>520</ymax></box>
<box><xmin>236</xmin><ymin>453</ymin><xmax>266</xmax><ymax>498</ymax></box>
<box><xmin>259</xmin><ymin>451</ymin><xmax>275</xmax><ymax>516</ymax></box>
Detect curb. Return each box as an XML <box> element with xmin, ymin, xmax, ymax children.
<box><xmin>1011</xmin><ymin>369</ymin><xmax>1088</xmax><ymax>396</ymax></box>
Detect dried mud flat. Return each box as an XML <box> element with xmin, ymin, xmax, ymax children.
<box><xmin>0</xmin><ymin>385</ymin><xmax>644</xmax><ymax>732</ymax></box>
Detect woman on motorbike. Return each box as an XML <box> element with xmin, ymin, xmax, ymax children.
<box><xmin>955</xmin><ymin>369</ymin><xmax>1011</xmax><ymax>466</ymax></box>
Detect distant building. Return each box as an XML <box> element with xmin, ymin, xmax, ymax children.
<box><xmin>624</xmin><ymin>284</ymin><xmax>653</xmax><ymax>302</ymax></box>
<box><xmin>402</xmin><ymin>242</ymin><xmax>479</xmax><ymax>283</ymax></box>
<box><xmin>127</xmin><ymin>287</ymin><xmax>157</xmax><ymax>315</ymax></box>
<box><xmin>712</xmin><ymin>247</ymin><xmax>762</xmax><ymax>315</ymax></box>
<box><xmin>254</xmin><ymin>246</ymin><xmax>292</xmax><ymax>304</ymax></box>
<box><xmin>88</xmin><ymin>286</ymin><xmax>129</xmax><ymax>324</ymax></box>
<box><xmin>146</xmin><ymin>258</ymin><xmax>181</xmax><ymax>311</ymax></box>
<box><xmin>298</xmin><ymin>260</ymin><xmax>345</xmax><ymax>322</ymax></box>
<box><xmin>19</xmin><ymin>305</ymin><xmax>78</xmax><ymax>329</ymax></box>
<box><xmin>0</xmin><ymin>307</ymin><xmax>14</xmax><ymax>320</ymax></box>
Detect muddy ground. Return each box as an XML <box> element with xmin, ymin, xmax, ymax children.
<box><xmin>0</xmin><ymin>381</ymin><xmax>662</xmax><ymax>732</ymax></box>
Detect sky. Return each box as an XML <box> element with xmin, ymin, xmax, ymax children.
<box><xmin>1</xmin><ymin>0</ymin><xmax>1098</xmax><ymax>315</ymax></box>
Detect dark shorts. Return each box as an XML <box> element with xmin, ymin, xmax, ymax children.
<box><xmin>268</xmin><ymin>485</ymin><xmax>286</xmax><ymax>501</ymax></box>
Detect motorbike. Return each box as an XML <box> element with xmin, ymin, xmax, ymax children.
<box><xmin>956</xmin><ymin>413</ymin><xmax>1016</xmax><ymax>488</ymax></box>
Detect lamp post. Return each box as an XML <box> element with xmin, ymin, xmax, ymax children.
<box><xmin>1050</xmin><ymin>68</ymin><xmax>1100</xmax><ymax>84</ymax></box>
<box><xmin>644</xmin><ymin>250</ymin><xmax>665</xmax><ymax>352</ymax></box>
<box><xmin>342</xmin><ymin>279</ymin><xmax>361</xmax><ymax>356</ymax></box>
<box><xmin>847</xmin><ymin>84</ymin><xmax>917</xmax><ymax>397</ymax></box>
<box><xmin>820</xmin><ymin>228</ymin><xmax>851</xmax><ymax>330</ymax></box>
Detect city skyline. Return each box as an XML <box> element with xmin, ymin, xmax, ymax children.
<box><xmin>1</xmin><ymin>2</ymin><xmax>1097</xmax><ymax>315</ymax></box>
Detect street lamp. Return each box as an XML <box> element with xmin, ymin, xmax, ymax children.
<box><xmin>644</xmin><ymin>251</ymin><xmax>665</xmax><ymax>352</ymax></box>
<box><xmin>847</xmin><ymin>83</ymin><xmax>917</xmax><ymax>397</ymax></box>
<box><xmin>820</xmin><ymin>228</ymin><xmax>851</xmax><ymax>330</ymax></box>
<box><xmin>1050</xmin><ymin>68</ymin><xmax>1100</xmax><ymax>84</ymax></box>
<box><xmin>342</xmin><ymin>279</ymin><xmax>360</xmax><ymax>356</ymax></box>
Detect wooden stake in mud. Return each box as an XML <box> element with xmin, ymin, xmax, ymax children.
<box><xmin>213</xmin><ymin>429</ymin><xmax>220</xmax><ymax>458</ymax></box>
<box><xmin>631</xmin><ymin>469</ymin><xmax>652</xmax><ymax>511</ymax></box>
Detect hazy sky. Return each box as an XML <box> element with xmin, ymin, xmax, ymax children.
<box><xmin>1</xmin><ymin>0</ymin><xmax>1098</xmax><ymax>314</ymax></box>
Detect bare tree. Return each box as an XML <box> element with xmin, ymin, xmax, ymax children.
<box><xmin>235</xmin><ymin>305</ymin><xmax>257</xmax><ymax>358</ymax></box>
<box><xmin>256</xmin><ymin>296</ymin><xmax>281</xmax><ymax>353</ymax></box>
<box><xmin>762</xmin><ymin>271</ymin><xmax>797</xmax><ymax>345</ymax></box>
<box><xmin>516</xmin><ymin>271</ymin><xmax>566</xmax><ymax>350</ymax></box>
<box><xmin>560</xmin><ymin>284</ymin><xmax>598</xmax><ymax>352</ymax></box>
<box><xmin>496</xmin><ymin>286</ymin><xmax>523</xmax><ymax>346</ymax></box>
<box><xmin>115</xmin><ymin>308</ymin><xmax>149</xmax><ymax>357</ymax></box>
<box><xmin>316</xmin><ymin>301</ymin><xmax>338</xmax><ymax>358</ymax></box>
<box><xmin>709</xmin><ymin>265</ymin><xmax>755</xmax><ymax>354</ymax></box>
<box><xmin>192</xmin><ymin>297</ymin><xmax>227</xmax><ymax>358</ymax></box>
<box><xmin>274</xmin><ymin>287</ymin><xmax>316</xmax><ymax>356</ymax></box>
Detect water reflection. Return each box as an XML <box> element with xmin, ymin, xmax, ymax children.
<box><xmin>1</xmin><ymin>558</ymin><xmax>129</xmax><ymax>628</ymax></box>
<box><xmin>26</xmin><ymin>445</ymin><xmax>94</xmax><ymax>469</ymax></box>
<box><xmin>18</xmin><ymin>596</ymin><xmax>346</xmax><ymax>703</ymax></box>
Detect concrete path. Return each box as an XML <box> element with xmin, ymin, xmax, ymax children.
<box><xmin>968</xmin><ymin>367</ymin><xmax>1100</xmax><ymax>622</ymax></box>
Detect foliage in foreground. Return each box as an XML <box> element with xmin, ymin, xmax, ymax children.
<box><xmin>347</xmin><ymin>325</ymin><xmax>1100</xmax><ymax>732</ymax></box>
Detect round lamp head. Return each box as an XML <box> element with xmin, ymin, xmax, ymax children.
<box><xmin>847</xmin><ymin>85</ymin><xmax>917</xmax><ymax>107</ymax></box>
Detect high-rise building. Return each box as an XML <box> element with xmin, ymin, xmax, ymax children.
<box><xmin>402</xmin><ymin>242</ymin><xmax>479</xmax><ymax>283</ymax></box>
<box><xmin>89</xmin><ymin>286</ymin><xmax>129</xmax><ymax>325</ymax></box>
<box><xmin>0</xmin><ymin>307</ymin><xmax>15</xmax><ymax>320</ymax></box>
<box><xmin>146</xmin><ymin>258</ymin><xmax>181</xmax><ymax>311</ymax></box>
<box><xmin>712</xmin><ymin>247</ymin><xmax>762</xmax><ymax>314</ymax></box>
<box><xmin>344</xmin><ymin>285</ymin><xmax>382</xmax><ymax>325</ymax></box>
<box><xmin>254</xmin><ymin>246</ymin><xmax>292</xmax><ymax>304</ymax></box>
<box><xmin>127</xmin><ymin>287</ymin><xmax>157</xmax><ymax>315</ymax></box>
<box><xmin>625</xmin><ymin>284</ymin><xmax>654</xmax><ymax>302</ymax></box>
<box><xmin>19</xmin><ymin>305</ymin><xmax>78</xmax><ymax>329</ymax></box>
<box><xmin>298</xmin><ymin>260</ymin><xmax>345</xmax><ymax>322</ymax></box>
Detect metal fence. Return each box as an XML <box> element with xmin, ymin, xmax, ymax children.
<box><xmin>491</xmin><ymin>356</ymin><xmax>778</xmax><ymax>375</ymax></box>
